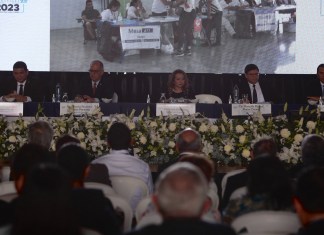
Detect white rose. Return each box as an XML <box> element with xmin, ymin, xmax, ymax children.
<box><xmin>77</xmin><ymin>132</ymin><xmax>85</xmax><ymax>140</ymax></box>
<box><xmin>306</xmin><ymin>121</ymin><xmax>316</xmax><ymax>130</ymax></box>
<box><xmin>8</xmin><ymin>136</ymin><xmax>16</xmax><ymax>143</ymax></box>
<box><xmin>151</xmin><ymin>151</ymin><xmax>157</xmax><ymax>157</ymax></box>
<box><xmin>168</xmin><ymin>123</ymin><xmax>176</xmax><ymax>132</ymax></box>
<box><xmin>150</xmin><ymin>121</ymin><xmax>158</xmax><ymax>128</ymax></box>
<box><xmin>210</xmin><ymin>125</ymin><xmax>218</xmax><ymax>133</ymax></box>
<box><xmin>294</xmin><ymin>134</ymin><xmax>303</xmax><ymax>143</ymax></box>
<box><xmin>236</xmin><ymin>125</ymin><xmax>245</xmax><ymax>133</ymax></box>
<box><xmin>127</xmin><ymin>122</ymin><xmax>136</xmax><ymax>130</ymax></box>
<box><xmin>280</xmin><ymin>128</ymin><xmax>291</xmax><ymax>139</ymax></box>
<box><xmin>224</xmin><ymin>145</ymin><xmax>232</xmax><ymax>154</ymax></box>
<box><xmin>60</xmin><ymin>127</ymin><xmax>66</xmax><ymax>132</ymax></box>
<box><xmin>241</xmin><ymin>149</ymin><xmax>251</xmax><ymax>159</ymax></box>
<box><xmin>199</xmin><ymin>123</ymin><xmax>208</xmax><ymax>132</ymax></box>
<box><xmin>239</xmin><ymin>135</ymin><xmax>246</xmax><ymax>144</ymax></box>
<box><xmin>168</xmin><ymin>141</ymin><xmax>175</xmax><ymax>148</ymax></box>
<box><xmin>80</xmin><ymin>142</ymin><xmax>87</xmax><ymax>149</ymax></box>
<box><xmin>140</xmin><ymin>136</ymin><xmax>147</xmax><ymax>144</ymax></box>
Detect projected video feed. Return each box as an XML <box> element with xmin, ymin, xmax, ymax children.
<box><xmin>0</xmin><ymin>0</ymin><xmax>323</xmax><ymax>74</ymax></box>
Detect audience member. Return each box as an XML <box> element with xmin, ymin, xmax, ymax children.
<box><xmin>101</xmin><ymin>0</ymin><xmax>121</xmax><ymax>21</ymax></box>
<box><xmin>223</xmin><ymin>155</ymin><xmax>293</xmax><ymax>223</ymax></box>
<box><xmin>10</xmin><ymin>163</ymin><xmax>83</xmax><ymax>235</ymax></box>
<box><xmin>81</xmin><ymin>0</ymin><xmax>101</xmax><ymax>40</ymax></box>
<box><xmin>27</xmin><ymin>120</ymin><xmax>54</xmax><ymax>150</ymax></box>
<box><xmin>301</xmin><ymin>134</ymin><xmax>324</xmax><ymax>167</ymax></box>
<box><xmin>91</xmin><ymin>122</ymin><xmax>154</xmax><ymax>207</ymax></box>
<box><xmin>57</xmin><ymin>144</ymin><xmax>121</xmax><ymax>235</ymax></box>
<box><xmin>293</xmin><ymin>167</ymin><xmax>324</xmax><ymax>235</ymax></box>
<box><xmin>220</xmin><ymin>137</ymin><xmax>278</xmax><ymax>211</ymax></box>
<box><xmin>237</xmin><ymin>64</ymin><xmax>274</xmax><ymax>103</ymax></box>
<box><xmin>172</xmin><ymin>0</ymin><xmax>196</xmax><ymax>56</ymax></box>
<box><xmin>198</xmin><ymin>0</ymin><xmax>223</xmax><ymax>47</ymax></box>
<box><xmin>55</xmin><ymin>134</ymin><xmax>81</xmax><ymax>152</ymax></box>
<box><xmin>126</xmin><ymin>162</ymin><xmax>236</xmax><ymax>235</ymax></box>
<box><xmin>75</xmin><ymin>60</ymin><xmax>116</xmax><ymax>103</ymax></box>
<box><xmin>0</xmin><ymin>61</ymin><xmax>43</xmax><ymax>102</ymax></box>
<box><xmin>127</xmin><ymin>0</ymin><xmax>147</xmax><ymax>19</ymax></box>
<box><xmin>166</xmin><ymin>69</ymin><xmax>195</xmax><ymax>100</ymax></box>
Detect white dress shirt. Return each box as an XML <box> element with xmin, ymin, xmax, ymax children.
<box><xmin>248</xmin><ymin>82</ymin><xmax>265</xmax><ymax>103</ymax></box>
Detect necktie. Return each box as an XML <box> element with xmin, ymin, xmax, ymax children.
<box><xmin>252</xmin><ymin>84</ymin><xmax>257</xmax><ymax>103</ymax></box>
<box><xmin>92</xmin><ymin>82</ymin><xmax>97</xmax><ymax>96</ymax></box>
<box><xmin>18</xmin><ymin>84</ymin><xmax>24</xmax><ymax>95</ymax></box>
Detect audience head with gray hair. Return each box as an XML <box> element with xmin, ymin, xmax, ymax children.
<box><xmin>175</xmin><ymin>128</ymin><xmax>203</xmax><ymax>155</ymax></box>
<box><xmin>27</xmin><ymin>121</ymin><xmax>54</xmax><ymax>150</ymax></box>
<box><xmin>153</xmin><ymin>162</ymin><xmax>209</xmax><ymax>219</ymax></box>
<box><xmin>301</xmin><ymin>134</ymin><xmax>324</xmax><ymax>167</ymax></box>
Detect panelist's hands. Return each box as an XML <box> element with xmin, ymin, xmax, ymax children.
<box><xmin>74</xmin><ymin>95</ymin><xmax>96</xmax><ymax>103</ymax></box>
<box><xmin>4</xmin><ymin>91</ymin><xmax>27</xmax><ymax>102</ymax></box>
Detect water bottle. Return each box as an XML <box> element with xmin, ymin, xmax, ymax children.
<box><xmin>233</xmin><ymin>85</ymin><xmax>239</xmax><ymax>103</ymax></box>
<box><xmin>52</xmin><ymin>94</ymin><xmax>56</xmax><ymax>103</ymax></box>
<box><xmin>62</xmin><ymin>92</ymin><xmax>68</xmax><ymax>102</ymax></box>
<box><xmin>55</xmin><ymin>83</ymin><xmax>61</xmax><ymax>102</ymax></box>
<box><xmin>159</xmin><ymin>93</ymin><xmax>167</xmax><ymax>103</ymax></box>
<box><xmin>146</xmin><ymin>94</ymin><xmax>150</xmax><ymax>103</ymax></box>
<box><xmin>228</xmin><ymin>95</ymin><xmax>232</xmax><ymax>104</ymax></box>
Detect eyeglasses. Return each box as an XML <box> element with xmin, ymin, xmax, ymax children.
<box><xmin>89</xmin><ymin>70</ymin><xmax>102</xmax><ymax>73</ymax></box>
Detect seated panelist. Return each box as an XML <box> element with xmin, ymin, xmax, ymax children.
<box><xmin>101</xmin><ymin>0</ymin><xmax>122</xmax><ymax>21</ymax></box>
<box><xmin>166</xmin><ymin>69</ymin><xmax>195</xmax><ymax>100</ymax></box>
<box><xmin>75</xmin><ymin>60</ymin><xmax>116</xmax><ymax>103</ymax></box>
<box><xmin>82</xmin><ymin>0</ymin><xmax>101</xmax><ymax>40</ymax></box>
<box><xmin>126</xmin><ymin>0</ymin><xmax>148</xmax><ymax>20</ymax></box>
<box><xmin>0</xmin><ymin>61</ymin><xmax>43</xmax><ymax>102</ymax></box>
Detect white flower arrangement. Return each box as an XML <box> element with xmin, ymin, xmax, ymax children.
<box><xmin>1</xmin><ymin>105</ymin><xmax>324</xmax><ymax>166</ymax></box>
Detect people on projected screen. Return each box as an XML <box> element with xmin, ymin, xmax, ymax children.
<box><xmin>0</xmin><ymin>61</ymin><xmax>43</xmax><ymax>102</ymax></box>
<box><xmin>126</xmin><ymin>0</ymin><xmax>148</xmax><ymax>19</ymax></box>
<box><xmin>166</xmin><ymin>69</ymin><xmax>195</xmax><ymax>100</ymax></box>
<box><xmin>81</xmin><ymin>0</ymin><xmax>101</xmax><ymax>40</ymax></box>
<box><xmin>75</xmin><ymin>60</ymin><xmax>116</xmax><ymax>103</ymax></box>
<box><xmin>236</xmin><ymin>64</ymin><xmax>273</xmax><ymax>103</ymax></box>
<box><xmin>101</xmin><ymin>0</ymin><xmax>122</xmax><ymax>22</ymax></box>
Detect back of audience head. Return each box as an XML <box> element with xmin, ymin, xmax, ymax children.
<box><xmin>11</xmin><ymin>143</ymin><xmax>52</xmax><ymax>193</ymax></box>
<box><xmin>57</xmin><ymin>144</ymin><xmax>90</xmax><ymax>187</ymax></box>
<box><xmin>293</xmin><ymin>166</ymin><xmax>324</xmax><ymax>226</ymax></box>
<box><xmin>153</xmin><ymin>162</ymin><xmax>209</xmax><ymax>219</ymax></box>
<box><xmin>13</xmin><ymin>163</ymin><xmax>80</xmax><ymax>235</ymax></box>
<box><xmin>107</xmin><ymin>122</ymin><xmax>131</xmax><ymax>150</ymax></box>
<box><xmin>55</xmin><ymin>134</ymin><xmax>81</xmax><ymax>152</ymax></box>
<box><xmin>301</xmin><ymin>134</ymin><xmax>324</xmax><ymax>167</ymax></box>
<box><xmin>252</xmin><ymin>137</ymin><xmax>278</xmax><ymax>158</ymax></box>
<box><xmin>175</xmin><ymin>128</ymin><xmax>202</xmax><ymax>153</ymax></box>
<box><xmin>178</xmin><ymin>154</ymin><xmax>214</xmax><ymax>182</ymax></box>
<box><xmin>108</xmin><ymin>0</ymin><xmax>120</xmax><ymax>10</ymax></box>
<box><xmin>27</xmin><ymin>121</ymin><xmax>54</xmax><ymax>150</ymax></box>
<box><xmin>247</xmin><ymin>155</ymin><xmax>292</xmax><ymax>210</ymax></box>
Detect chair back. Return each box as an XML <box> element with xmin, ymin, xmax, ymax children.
<box><xmin>195</xmin><ymin>94</ymin><xmax>222</xmax><ymax>104</ymax></box>
<box><xmin>135</xmin><ymin>196</ymin><xmax>153</xmax><ymax>222</ymax></box>
<box><xmin>221</xmin><ymin>168</ymin><xmax>246</xmax><ymax>197</ymax></box>
<box><xmin>84</xmin><ymin>182</ymin><xmax>117</xmax><ymax>196</ymax></box>
<box><xmin>110</xmin><ymin>176</ymin><xmax>149</xmax><ymax>212</ymax></box>
<box><xmin>107</xmin><ymin>195</ymin><xmax>133</xmax><ymax>232</ymax></box>
<box><xmin>229</xmin><ymin>186</ymin><xmax>247</xmax><ymax>200</ymax></box>
<box><xmin>231</xmin><ymin>211</ymin><xmax>301</xmax><ymax>235</ymax></box>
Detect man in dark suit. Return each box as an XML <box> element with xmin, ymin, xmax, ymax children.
<box><xmin>0</xmin><ymin>61</ymin><xmax>43</xmax><ymax>102</ymax></box>
<box><xmin>237</xmin><ymin>64</ymin><xmax>273</xmax><ymax>103</ymax></box>
<box><xmin>305</xmin><ymin>64</ymin><xmax>324</xmax><ymax>99</ymax></box>
<box><xmin>75</xmin><ymin>60</ymin><xmax>116</xmax><ymax>102</ymax></box>
<box><xmin>126</xmin><ymin>162</ymin><xmax>236</xmax><ymax>235</ymax></box>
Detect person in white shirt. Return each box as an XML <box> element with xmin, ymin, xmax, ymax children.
<box><xmin>219</xmin><ymin>0</ymin><xmax>249</xmax><ymax>38</ymax></box>
<box><xmin>91</xmin><ymin>122</ymin><xmax>154</xmax><ymax>208</ymax></box>
<box><xmin>101</xmin><ymin>0</ymin><xmax>121</xmax><ymax>21</ymax></box>
<box><xmin>126</xmin><ymin>0</ymin><xmax>148</xmax><ymax>19</ymax></box>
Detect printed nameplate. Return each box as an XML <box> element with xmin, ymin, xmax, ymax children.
<box><xmin>156</xmin><ymin>103</ymin><xmax>196</xmax><ymax>116</ymax></box>
<box><xmin>232</xmin><ymin>103</ymin><xmax>271</xmax><ymax>116</ymax></box>
<box><xmin>60</xmin><ymin>103</ymin><xmax>100</xmax><ymax>116</ymax></box>
<box><xmin>0</xmin><ymin>102</ymin><xmax>23</xmax><ymax>116</ymax></box>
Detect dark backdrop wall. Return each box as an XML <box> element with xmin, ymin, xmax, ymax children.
<box><xmin>0</xmin><ymin>71</ymin><xmax>315</xmax><ymax>104</ymax></box>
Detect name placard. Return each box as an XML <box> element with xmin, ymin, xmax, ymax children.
<box><xmin>60</xmin><ymin>103</ymin><xmax>100</xmax><ymax>116</ymax></box>
<box><xmin>156</xmin><ymin>103</ymin><xmax>196</xmax><ymax>116</ymax></box>
<box><xmin>0</xmin><ymin>102</ymin><xmax>24</xmax><ymax>116</ymax></box>
<box><xmin>318</xmin><ymin>104</ymin><xmax>324</xmax><ymax>112</ymax></box>
<box><xmin>232</xmin><ymin>103</ymin><xmax>272</xmax><ymax>116</ymax></box>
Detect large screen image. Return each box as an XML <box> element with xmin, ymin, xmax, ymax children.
<box><xmin>0</xmin><ymin>0</ymin><xmax>322</xmax><ymax>74</ymax></box>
